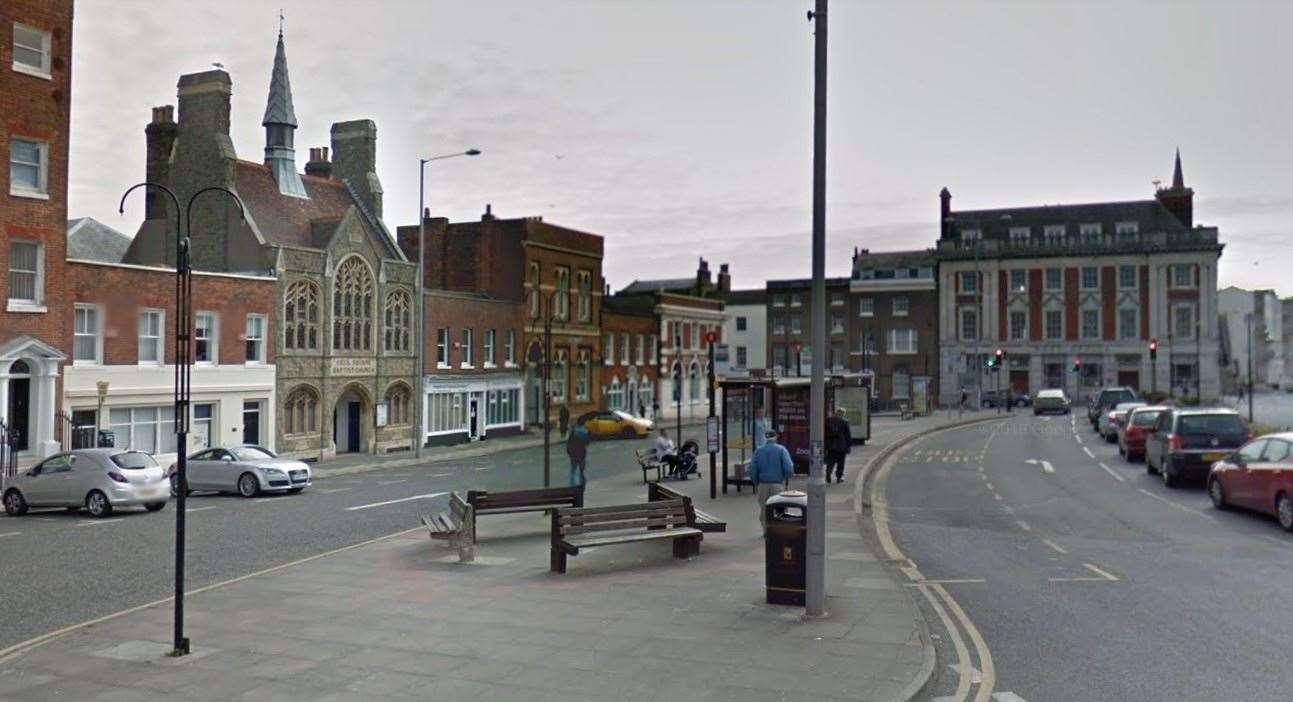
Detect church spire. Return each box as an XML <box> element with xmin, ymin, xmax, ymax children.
<box><xmin>1171</xmin><ymin>148</ymin><xmax>1184</xmax><ymax>190</ymax></box>
<box><xmin>262</xmin><ymin>25</ymin><xmax>306</xmax><ymax>197</ymax></box>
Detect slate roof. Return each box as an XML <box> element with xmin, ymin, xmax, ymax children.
<box><xmin>721</xmin><ymin>288</ymin><xmax>766</xmax><ymax>306</ymax></box>
<box><xmin>233</xmin><ymin>161</ymin><xmax>402</xmax><ymax>259</ymax></box>
<box><xmin>766</xmin><ymin>277</ymin><xmax>851</xmax><ymax>290</ymax></box>
<box><xmin>262</xmin><ymin>32</ymin><xmax>298</xmax><ymax>127</ymax></box>
<box><xmin>619</xmin><ymin>277</ymin><xmax>697</xmax><ymax>294</ymax></box>
<box><xmin>945</xmin><ymin>199</ymin><xmax>1188</xmax><ymax>242</ymax></box>
<box><xmin>67</xmin><ymin>217</ymin><xmax>131</xmax><ymax>263</ymax></box>
<box><xmin>852</xmin><ymin>249</ymin><xmax>937</xmax><ymax>270</ymax></box>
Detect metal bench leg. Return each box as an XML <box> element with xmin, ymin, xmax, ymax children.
<box><xmin>550</xmin><ymin>548</ymin><xmax>566</xmax><ymax>573</ymax></box>
<box><xmin>673</xmin><ymin>536</ymin><xmax>700</xmax><ymax>559</ymax></box>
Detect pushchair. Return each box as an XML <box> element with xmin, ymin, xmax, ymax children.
<box><xmin>666</xmin><ymin>439</ymin><xmax>701</xmax><ymax>480</ymax></box>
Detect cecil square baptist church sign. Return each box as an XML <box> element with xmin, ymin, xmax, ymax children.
<box><xmin>330</xmin><ymin>357</ymin><xmax>377</xmax><ymax>377</ymax></box>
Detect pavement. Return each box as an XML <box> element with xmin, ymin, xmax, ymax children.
<box><xmin>0</xmin><ymin>410</ymin><xmax>998</xmax><ymax>702</ymax></box>
<box><xmin>880</xmin><ymin>411</ymin><xmax>1293</xmax><ymax>701</ymax></box>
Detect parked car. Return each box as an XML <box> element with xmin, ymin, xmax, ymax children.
<box><xmin>575</xmin><ymin>410</ymin><xmax>653</xmax><ymax>439</ymax></box>
<box><xmin>2</xmin><ymin>449</ymin><xmax>170</xmax><ymax>518</ymax></box>
<box><xmin>1033</xmin><ymin>389</ymin><xmax>1071</xmax><ymax>415</ymax></box>
<box><xmin>1087</xmin><ymin>387</ymin><xmax>1138</xmax><ymax>430</ymax></box>
<box><xmin>1207</xmin><ymin>433</ymin><xmax>1293</xmax><ymax>532</ymax></box>
<box><xmin>1100</xmin><ymin>401</ymin><xmax>1148</xmax><ymax>441</ymax></box>
<box><xmin>168</xmin><ymin>445</ymin><xmax>311</xmax><ymax>497</ymax></box>
<box><xmin>1118</xmin><ymin>405</ymin><xmax>1168</xmax><ymax>461</ymax></box>
<box><xmin>981</xmin><ymin>390</ymin><xmax>1031</xmax><ymax>408</ymax></box>
<box><xmin>1145</xmin><ymin>408</ymin><xmax>1249</xmax><ymax>488</ymax></box>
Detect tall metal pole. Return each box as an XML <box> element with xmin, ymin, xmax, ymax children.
<box><xmin>543</xmin><ymin>295</ymin><xmax>553</xmax><ymax>488</ymax></box>
<box><xmin>416</xmin><ymin>163</ymin><xmax>426</xmax><ymax>458</ymax></box>
<box><xmin>708</xmin><ymin>341</ymin><xmax>717</xmax><ymax>500</ymax></box>
<box><xmin>806</xmin><ymin>0</ymin><xmax>828</xmax><ymax>617</ymax></box>
<box><xmin>1247</xmin><ymin>313</ymin><xmax>1254</xmax><ymax>422</ymax></box>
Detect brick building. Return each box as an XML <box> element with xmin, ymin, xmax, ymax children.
<box><xmin>400</xmin><ymin>206</ymin><xmax>604</xmax><ymax>434</ymax></box>
<box><xmin>600</xmin><ymin>300</ymin><xmax>659</xmax><ymax>417</ymax></box>
<box><xmin>123</xmin><ymin>32</ymin><xmax>419</xmax><ymax>459</ymax></box>
<box><xmin>62</xmin><ymin>257</ymin><xmax>277</xmax><ymax>461</ymax></box>
<box><xmin>766</xmin><ymin>278</ymin><xmax>852</xmax><ymax>377</ymax></box>
<box><xmin>936</xmin><ymin>153</ymin><xmax>1224</xmax><ymax>404</ymax></box>
<box><xmin>1</xmin><ymin>0</ymin><xmax>74</xmax><ymax>459</ymax></box>
<box><xmin>850</xmin><ymin>249</ymin><xmax>940</xmax><ymax>407</ymax></box>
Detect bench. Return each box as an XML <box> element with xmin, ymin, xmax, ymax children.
<box><xmin>550</xmin><ymin>498</ymin><xmax>703</xmax><ymax>573</ymax></box>
<box><xmin>635</xmin><ymin>448</ymin><xmax>663</xmax><ymax>484</ymax></box>
<box><xmin>420</xmin><ymin>492</ymin><xmax>475</xmax><ymax>563</ymax></box>
<box><xmin>647</xmin><ymin>482</ymin><xmax>726</xmax><ymax>533</ymax></box>
<box><xmin>466</xmin><ymin>486</ymin><xmax>585</xmax><ymax>543</ymax></box>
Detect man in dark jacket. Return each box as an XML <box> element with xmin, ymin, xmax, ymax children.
<box><xmin>566</xmin><ymin>420</ymin><xmax>591</xmax><ymax>487</ymax></box>
<box><xmin>824</xmin><ymin>407</ymin><xmax>852</xmax><ymax>484</ymax></box>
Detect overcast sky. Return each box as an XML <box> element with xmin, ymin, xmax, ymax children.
<box><xmin>69</xmin><ymin>0</ymin><xmax>1293</xmax><ymax>294</ymax></box>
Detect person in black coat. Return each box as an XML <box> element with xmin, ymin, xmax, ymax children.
<box><xmin>824</xmin><ymin>407</ymin><xmax>852</xmax><ymax>484</ymax></box>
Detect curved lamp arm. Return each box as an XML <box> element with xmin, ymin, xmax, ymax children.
<box><xmin>118</xmin><ymin>181</ymin><xmax>182</xmax><ymax>234</ymax></box>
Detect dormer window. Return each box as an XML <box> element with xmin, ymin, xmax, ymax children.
<box><xmin>960</xmin><ymin>229</ymin><xmax>982</xmax><ymax>242</ymax></box>
<box><xmin>1079</xmin><ymin>223</ymin><xmax>1103</xmax><ymax>236</ymax></box>
<box><xmin>1115</xmin><ymin>221</ymin><xmax>1139</xmax><ymax>235</ymax></box>
<box><xmin>1043</xmin><ymin>225</ymin><xmax>1065</xmax><ymax>240</ymax></box>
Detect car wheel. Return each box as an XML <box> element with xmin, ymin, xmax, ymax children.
<box><xmin>145</xmin><ymin>502</ymin><xmax>167</xmax><ymax>512</ymax></box>
<box><xmin>1277</xmin><ymin>493</ymin><xmax>1293</xmax><ymax>533</ymax></box>
<box><xmin>1162</xmin><ymin>461</ymin><xmax>1178</xmax><ymax>488</ymax></box>
<box><xmin>3</xmin><ymin>489</ymin><xmax>28</xmax><ymax>517</ymax></box>
<box><xmin>237</xmin><ymin>473</ymin><xmax>260</xmax><ymax>498</ymax></box>
<box><xmin>1208</xmin><ymin>479</ymin><xmax>1227</xmax><ymax>510</ymax></box>
<box><xmin>1033</xmin><ymin>410</ymin><xmax>1040</xmax><ymax>416</ymax></box>
<box><xmin>168</xmin><ymin>474</ymin><xmax>193</xmax><ymax>497</ymax></box>
<box><xmin>1118</xmin><ymin>443</ymin><xmax>1125</xmax><ymax>457</ymax></box>
<box><xmin>86</xmin><ymin>490</ymin><xmax>113</xmax><ymax>518</ymax></box>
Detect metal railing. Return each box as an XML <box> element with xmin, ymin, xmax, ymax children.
<box><xmin>936</xmin><ymin>229</ymin><xmax>1221</xmax><ymax>259</ymax></box>
<box><xmin>54</xmin><ymin>410</ymin><xmax>97</xmax><ymax>451</ymax></box>
<box><xmin>0</xmin><ymin>418</ymin><xmax>17</xmax><ymax>480</ymax></box>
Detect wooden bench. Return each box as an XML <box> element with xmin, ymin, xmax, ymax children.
<box><xmin>466</xmin><ymin>486</ymin><xmax>584</xmax><ymax>542</ymax></box>
<box><xmin>647</xmin><ymin>482</ymin><xmax>727</xmax><ymax>533</ymax></box>
<box><xmin>550</xmin><ymin>498</ymin><xmax>702</xmax><ymax>573</ymax></box>
<box><xmin>420</xmin><ymin>492</ymin><xmax>475</xmax><ymax>563</ymax></box>
<box><xmin>635</xmin><ymin>448</ymin><xmax>663</xmax><ymax>484</ymax></box>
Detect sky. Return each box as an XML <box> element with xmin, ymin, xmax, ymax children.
<box><xmin>69</xmin><ymin>0</ymin><xmax>1293</xmax><ymax>295</ymax></box>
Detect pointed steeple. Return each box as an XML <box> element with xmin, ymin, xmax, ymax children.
<box><xmin>262</xmin><ymin>26</ymin><xmax>307</xmax><ymax>198</ymax></box>
<box><xmin>1156</xmin><ymin>148</ymin><xmax>1194</xmax><ymax>228</ymax></box>
<box><xmin>1171</xmin><ymin>148</ymin><xmax>1184</xmax><ymax>190</ymax></box>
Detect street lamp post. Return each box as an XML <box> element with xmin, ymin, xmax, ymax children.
<box><xmin>119</xmin><ymin>183</ymin><xmax>245</xmax><ymax>658</ymax></box>
<box><xmin>528</xmin><ymin>288</ymin><xmax>564</xmax><ymax>487</ymax></box>
<box><xmin>806</xmin><ymin>0</ymin><xmax>828</xmax><ymax>617</ymax></box>
<box><xmin>416</xmin><ymin>149</ymin><xmax>481</xmax><ymax>459</ymax></box>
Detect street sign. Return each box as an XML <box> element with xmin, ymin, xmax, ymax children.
<box><xmin>714</xmin><ymin>343</ymin><xmax>731</xmax><ymax>377</ymax></box>
<box><xmin>706</xmin><ymin>416</ymin><xmax>720</xmax><ymax>453</ymax></box>
<box><xmin>705</xmin><ymin>330</ymin><xmax>718</xmax><ymax>345</ymax></box>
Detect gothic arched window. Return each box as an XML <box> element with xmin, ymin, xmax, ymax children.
<box><xmin>284</xmin><ymin>386</ymin><xmax>319</xmax><ymax>435</ymax></box>
<box><xmin>284</xmin><ymin>280</ymin><xmax>320</xmax><ymax>350</ymax></box>
<box><xmin>385</xmin><ymin>383</ymin><xmax>411</xmax><ymax>425</ymax></box>
<box><xmin>384</xmin><ymin>290</ymin><xmax>411</xmax><ymax>353</ymax></box>
<box><xmin>333</xmin><ymin>257</ymin><xmax>374</xmax><ymax>351</ymax></box>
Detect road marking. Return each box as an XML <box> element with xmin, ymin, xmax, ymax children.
<box><xmin>993</xmin><ymin>693</ymin><xmax>1029</xmax><ymax>702</ymax></box>
<box><xmin>1097</xmin><ymin>462</ymin><xmax>1125</xmax><ymax>482</ymax></box>
<box><xmin>947</xmin><ymin>662</ymin><xmax>983</xmax><ymax>684</ymax></box>
<box><xmin>1015</xmin><ymin>520</ymin><xmax>1031</xmax><ymax>532</ymax></box>
<box><xmin>1262</xmin><ymin>535</ymin><xmax>1288</xmax><ymax>546</ymax></box>
<box><xmin>1075</xmin><ymin>434</ymin><xmax>1083</xmax><ymax>444</ymax></box>
<box><xmin>319</xmin><ymin>487</ymin><xmax>353</xmax><ymax>494</ymax></box>
<box><xmin>377</xmin><ymin>479</ymin><xmax>408</xmax><ymax>485</ymax></box>
<box><xmin>934</xmin><ymin>583</ymin><xmax>996</xmax><ymax>702</ymax></box>
<box><xmin>185</xmin><ymin>506</ymin><xmax>217</xmax><ymax>513</ymax></box>
<box><xmin>1049</xmin><ymin>563</ymin><xmax>1120</xmax><ymax>583</ymax></box>
<box><xmin>345</xmin><ymin>492</ymin><xmax>448</xmax><ymax>511</ymax></box>
<box><xmin>0</xmin><ymin>531</ymin><xmax>20</xmax><ymax>538</ymax></box>
<box><xmin>1082</xmin><ymin>446</ymin><xmax>1095</xmax><ymax>458</ymax></box>
<box><xmin>1136</xmin><ymin>488</ymin><xmax>1214</xmax><ymax>519</ymax></box>
<box><xmin>1083</xmin><ymin>563</ymin><xmax>1120</xmax><ymax>581</ymax></box>
<box><xmin>914</xmin><ymin>585</ymin><xmax>973</xmax><ymax>702</ymax></box>
<box><xmin>1042</xmin><ymin>539</ymin><xmax>1067</xmax><ymax>554</ymax></box>
<box><xmin>985</xmin><ymin>482</ymin><xmax>994</xmax><ymax>491</ymax></box>
<box><xmin>1024</xmin><ymin>459</ymin><xmax>1054</xmax><ymax>473</ymax></box>
<box><xmin>1001</xmin><ymin>505</ymin><xmax>1014</xmax><ymax>514</ymax></box>
<box><xmin>75</xmin><ymin>519</ymin><xmax>123</xmax><ymax>527</ymax></box>
<box><xmin>906</xmin><ymin>578</ymin><xmax>987</xmax><ymax>585</ymax></box>
<box><xmin>474</xmin><ymin>465</ymin><xmax>493</xmax><ymax>471</ymax></box>
<box><xmin>992</xmin><ymin>493</ymin><xmax>1002</xmax><ymax>501</ymax></box>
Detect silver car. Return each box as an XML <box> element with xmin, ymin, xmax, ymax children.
<box><xmin>1033</xmin><ymin>389</ymin><xmax>1071</xmax><ymax>415</ymax></box>
<box><xmin>1099</xmin><ymin>401</ymin><xmax>1148</xmax><ymax>441</ymax></box>
<box><xmin>169</xmin><ymin>445</ymin><xmax>311</xmax><ymax>498</ymax></box>
<box><xmin>2</xmin><ymin>449</ymin><xmax>170</xmax><ymax>518</ymax></box>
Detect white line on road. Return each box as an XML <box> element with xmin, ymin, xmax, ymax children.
<box><xmin>1097</xmin><ymin>462</ymin><xmax>1125</xmax><ymax>482</ymax></box>
<box><xmin>1042</xmin><ymin>539</ymin><xmax>1067</xmax><ymax>554</ymax></box>
<box><xmin>319</xmin><ymin>487</ymin><xmax>353</xmax><ymax>494</ymax></box>
<box><xmin>993</xmin><ymin>493</ymin><xmax>1003</xmax><ymax>501</ymax></box>
<box><xmin>1137</xmin><ymin>488</ymin><xmax>1215</xmax><ymax>519</ymax></box>
<box><xmin>1083</xmin><ymin>562</ymin><xmax>1120</xmax><ymax>581</ymax></box>
<box><xmin>474</xmin><ymin>466</ymin><xmax>493</xmax><ymax>471</ymax></box>
<box><xmin>75</xmin><ymin>519</ymin><xmax>123</xmax><ymax>527</ymax></box>
<box><xmin>377</xmin><ymin>479</ymin><xmax>408</xmax><ymax>485</ymax></box>
<box><xmin>1075</xmin><ymin>434</ymin><xmax>1083</xmax><ymax>444</ymax></box>
<box><xmin>185</xmin><ymin>506</ymin><xmax>217</xmax><ymax>513</ymax></box>
<box><xmin>905</xmin><ymin>578</ymin><xmax>987</xmax><ymax>586</ymax></box>
<box><xmin>345</xmin><ymin>492</ymin><xmax>448</xmax><ymax>511</ymax></box>
<box><xmin>1025</xmin><ymin>459</ymin><xmax>1055</xmax><ymax>473</ymax></box>
<box><xmin>1082</xmin><ymin>446</ymin><xmax>1095</xmax><ymax>458</ymax></box>
<box><xmin>1015</xmin><ymin>520</ymin><xmax>1031</xmax><ymax>532</ymax></box>
<box><xmin>0</xmin><ymin>531</ymin><xmax>20</xmax><ymax>538</ymax></box>
<box><xmin>993</xmin><ymin>692</ymin><xmax>1029</xmax><ymax>702</ymax></box>
<box><xmin>985</xmin><ymin>482</ymin><xmax>994</xmax><ymax>491</ymax></box>
<box><xmin>1001</xmin><ymin>505</ymin><xmax>1014</xmax><ymax>514</ymax></box>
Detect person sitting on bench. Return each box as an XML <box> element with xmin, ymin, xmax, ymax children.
<box><xmin>656</xmin><ymin>428</ymin><xmax>679</xmax><ymax>474</ymax></box>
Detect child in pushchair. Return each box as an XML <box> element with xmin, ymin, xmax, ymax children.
<box><xmin>667</xmin><ymin>439</ymin><xmax>701</xmax><ymax>480</ymax></box>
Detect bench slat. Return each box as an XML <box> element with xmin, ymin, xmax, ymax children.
<box><xmin>559</xmin><ymin>499</ymin><xmax>685</xmax><ymax>519</ymax></box>
<box><xmin>565</xmin><ymin>527</ymin><xmax>702</xmax><ymax>549</ymax></box>
<box><xmin>561</xmin><ymin>516</ymin><xmax>691</xmax><ymax>535</ymax></box>
<box><xmin>558</xmin><ymin>504</ymin><xmax>684</xmax><ymax>525</ymax></box>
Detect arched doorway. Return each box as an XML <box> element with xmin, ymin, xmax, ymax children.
<box><xmin>5</xmin><ymin>360</ymin><xmax>32</xmax><ymax>452</ymax></box>
<box><xmin>333</xmin><ymin>384</ymin><xmax>372</xmax><ymax>454</ymax></box>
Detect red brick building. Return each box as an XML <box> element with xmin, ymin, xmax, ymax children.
<box><xmin>1</xmin><ymin>0</ymin><xmax>74</xmax><ymax>458</ymax></box>
<box><xmin>600</xmin><ymin>304</ymin><xmax>658</xmax><ymax>416</ymax></box>
<box><xmin>62</xmin><ymin>258</ymin><xmax>278</xmax><ymax>461</ymax></box>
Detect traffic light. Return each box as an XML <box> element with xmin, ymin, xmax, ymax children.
<box><xmin>1149</xmin><ymin>339</ymin><xmax>1158</xmax><ymax>362</ymax></box>
<box><xmin>995</xmin><ymin>348</ymin><xmax>1005</xmax><ymax>368</ymax></box>
<box><xmin>986</xmin><ymin>355</ymin><xmax>996</xmax><ymax>369</ymax></box>
<box><xmin>1072</xmin><ymin>357</ymin><xmax>1082</xmax><ymax>373</ymax></box>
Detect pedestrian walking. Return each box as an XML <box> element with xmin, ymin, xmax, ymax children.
<box><xmin>753</xmin><ymin>408</ymin><xmax>768</xmax><ymax>450</ymax></box>
<box><xmin>566</xmin><ymin>420</ymin><xmax>591</xmax><ymax>487</ymax></box>
<box><xmin>558</xmin><ymin>405</ymin><xmax>571</xmax><ymax>435</ymax></box>
<box><xmin>960</xmin><ymin>388</ymin><xmax>969</xmax><ymax>411</ymax></box>
<box><xmin>748</xmin><ymin>430</ymin><xmax>793</xmax><ymax>529</ymax></box>
<box><xmin>824</xmin><ymin>407</ymin><xmax>852</xmax><ymax>484</ymax></box>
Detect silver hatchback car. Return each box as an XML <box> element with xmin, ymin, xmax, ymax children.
<box><xmin>3</xmin><ymin>449</ymin><xmax>170</xmax><ymax>518</ymax></box>
<box><xmin>168</xmin><ymin>445</ymin><xmax>311</xmax><ymax>498</ymax></box>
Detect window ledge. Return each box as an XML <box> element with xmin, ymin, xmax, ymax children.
<box><xmin>245</xmin><ymin>361</ymin><xmax>266</xmax><ymax>367</ymax></box>
<box><xmin>10</xmin><ymin>189</ymin><xmax>50</xmax><ymax>201</ymax></box>
<box><xmin>136</xmin><ymin>361</ymin><xmax>164</xmax><ymax>367</ymax></box>
<box><xmin>6</xmin><ymin>300</ymin><xmax>46</xmax><ymax>313</ymax></box>
<box><xmin>483</xmin><ymin>363</ymin><xmax>497</xmax><ymax>369</ymax></box>
<box><xmin>72</xmin><ymin>360</ymin><xmax>100</xmax><ymax>367</ymax></box>
<box><xmin>460</xmin><ymin>364</ymin><xmax>475</xmax><ymax>370</ymax></box>
<box><xmin>12</xmin><ymin>63</ymin><xmax>52</xmax><ymax>80</ymax></box>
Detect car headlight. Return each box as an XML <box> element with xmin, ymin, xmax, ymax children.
<box><xmin>263</xmin><ymin>469</ymin><xmax>286</xmax><ymax>477</ymax></box>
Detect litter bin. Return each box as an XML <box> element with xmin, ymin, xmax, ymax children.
<box><xmin>765</xmin><ymin>490</ymin><xmax>808</xmax><ymax>606</ymax></box>
<box><xmin>96</xmin><ymin>430</ymin><xmax>115</xmax><ymax>448</ymax></box>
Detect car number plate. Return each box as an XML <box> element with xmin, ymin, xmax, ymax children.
<box><xmin>1203</xmin><ymin>452</ymin><xmax>1226</xmax><ymax>462</ymax></box>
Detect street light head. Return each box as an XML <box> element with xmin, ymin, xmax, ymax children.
<box><xmin>465</xmin><ymin>148</ymin><xmax>482</xmax><ymax>156</ymax></box>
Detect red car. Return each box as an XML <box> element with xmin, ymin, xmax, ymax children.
<box><xmin>1208</xmin><ymin>433</ymin><xmax>1293</xmax><ymax>532</ymax></box>
<box><xmin>1117</xmin><ymin>405</ymin><xmax>1167</xmax><ymax>461</ymax></box>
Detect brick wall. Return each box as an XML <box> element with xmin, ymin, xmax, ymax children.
<box><xmin>66</xmin><ymin>262</ymin><xmax>276</xmax><ymax>366</ymax></box>
<box><xmin>423</xmin><ymin>292</ymin><xmax>525</xmax><ymax>372</ymax></box>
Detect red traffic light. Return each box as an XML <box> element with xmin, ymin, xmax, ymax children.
<box><xmin>1149</xmin><ymin>339</ymin><xmax>1158</xmax><ymax>351</ymax></box>
<box><xmin>995</xmin><ymin>348</ymin><xmax>1004</xmax><ymax>358</ymax></box>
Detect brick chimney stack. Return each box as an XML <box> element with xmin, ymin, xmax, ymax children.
<box><xmin>939</xmin><ymin>187</ymin><xmax>952</xmax><ymax>238</ymax></box>
<box><xmin>717</xmin><ymin>263</ymin><xmax>731</xmax><ymax>294</ymax></box>
<box><xmin>482</xmin><ymin>203</ymin><xmax>495</xmax><ymax>221</ymax></box>
<box><xmin>330</xmin><ymin>119</ymin><xmax>383</xmax><ymax>219</ymax></box>
<box><xmin>304</xmin><ymin>146</ymin><xmax>332</xmax><ymax>178</ymax></box>
<box><xmin>144</xmin><ymin>105</ymin><xmax>177</xmax><ymax>220</ymax></box>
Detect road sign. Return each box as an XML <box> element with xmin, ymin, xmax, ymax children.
<box><xmin>706</xmin><ymin>416</ymin><xmax>720</xmax><ymax>453</ymax></box>
<box><xmin>705</xmin><ymin>330</ymin><xmax>718</xmax><ymax>345</ymax></box>
<box><xmin>714</xmin><ymin>343</ymin><xmax>731</xmax><ymax>377</ymax></box>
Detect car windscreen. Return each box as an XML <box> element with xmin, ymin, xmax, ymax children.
<box><xmin>230</xmin><ymin>446</ymin><xmax>275</xmax><ymax>461</ymax></box>
<box><xmin>1177</xmin><ymin>414</ymin><xmax>1246</xmax><ymax>437</ymax></box>
<box><xmin>1131</xmin><ymin>411</ymin><xmax>1162</xmax><ymax>427</ymax></box>
<box><xmin>1102</xmin><ymin>390</ymin><xmax>1135</xmax><ymax>406</ymax></box>
<box><xmin>110</xmin><ymin>452</ymin><xmax>159</xmax><ymax>469</ymax></box>
<box><xmin>613</xmin><ymin>411</ymin><xmax>634</xmax><ymax>420</ymax></box>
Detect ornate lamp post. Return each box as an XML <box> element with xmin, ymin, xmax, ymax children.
<box><xmin>528</xmin><ymin>287</ymin><xmax>565</xmax><ymax>487</ymax></box>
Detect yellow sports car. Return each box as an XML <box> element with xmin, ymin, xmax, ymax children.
<box><xmin>576</xmin><ymin>410</ymin><xmax>654</xmax><ymax>439</ymax></box>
